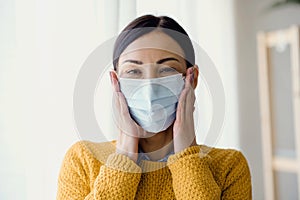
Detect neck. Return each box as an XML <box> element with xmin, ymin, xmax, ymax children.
<box><xmin>139</xmin><ymin>125</ymin><xmax>174</xmax><ymax>161</ymax></box>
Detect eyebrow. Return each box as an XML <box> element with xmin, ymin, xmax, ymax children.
<box><xmin>121</xmin><ymin>57</ymin><xmax>180</xmax><ymax>65</ymax></box>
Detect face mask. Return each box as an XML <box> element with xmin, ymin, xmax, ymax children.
<box><xmin>119</xmin><ymin>74</ymin><xmax>185</xmax><ymax>133</ymax></box>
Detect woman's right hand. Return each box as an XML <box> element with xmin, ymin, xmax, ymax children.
<box><xmin>110</xmin><ymin>71</ymin><xmax>144</xmax><ymax>162</ymax></box>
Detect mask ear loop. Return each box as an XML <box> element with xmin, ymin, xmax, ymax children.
<box><xmin>182</xmin><ymin>73</ymin><xmax>186</xmax><ymax>82</ymax></box>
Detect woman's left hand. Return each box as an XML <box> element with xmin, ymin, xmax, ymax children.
<box><xmin>173</xmin><ymin>66</ymin><xmax>197</xmax><ymax>153</ymax></box>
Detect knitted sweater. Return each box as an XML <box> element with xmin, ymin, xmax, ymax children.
<box><xmin>57</xmin><ymin>141</ymin><xmax>252</xmax><ymax>199</ymax></box>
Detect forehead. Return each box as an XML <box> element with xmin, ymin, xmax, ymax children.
<box><xmin>119</xmin><ymin>48</ymin><xmax>184</xmax><ymax>64</ymax></box>
<box><xmin>119</xmin><ymin>31</ymin><xmax>185</xmax><ymax>61</ymax></box>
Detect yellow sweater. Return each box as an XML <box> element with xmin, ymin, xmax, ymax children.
<box><xmin>57</xmin><ymin>141</ymin><xmax>251</xmax><ymax>199</ymax></box>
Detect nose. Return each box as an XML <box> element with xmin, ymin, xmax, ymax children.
<box><xmin>143</xmin><ymin>64</ymin><xmax>159</xmax><ymax>79</ymax></box>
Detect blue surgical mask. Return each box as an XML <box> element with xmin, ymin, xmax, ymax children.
<box><xmin>119</xmin><ymin>74</ymin><xmax>185</xmax><ymax>133</ymax></box>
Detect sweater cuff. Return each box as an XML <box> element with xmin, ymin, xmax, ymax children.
<box><xmin>168</xmin><ymin>145</ymin><xmax>211</xmax><ymax>164</ymax></box>
<box><xmin>105</xmin><ymin>153</ymin><xmax>142</xmax><ymax>173</ymax></box>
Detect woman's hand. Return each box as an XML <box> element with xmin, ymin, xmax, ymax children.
<box><xmin>110</xmin><ymin>71</ymin><xmax>144</xmax><ymax>162</ymax></box>
<box><xmin>173</xmin><ymin>67</ymin><xmax>197</xmax><ymax>153</ymax></box>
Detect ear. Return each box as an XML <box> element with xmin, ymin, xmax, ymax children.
<box><xmin>192</xmin><ymin>65</ymin><xmax>199</xmax><ymax>89</ymax></box>
<box><xmin>109</xmin><ymin>70</ymin><xmax>120</xmax><ymax>92</ymax></box>
<box><xmin>109</xmin><ymin>70</ymin><xmax>119</xmax><ymax>83</ymax></box>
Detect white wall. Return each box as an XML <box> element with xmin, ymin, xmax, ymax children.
<box><xmin>1</xmin><ymin>0</ymin><xmax>103</xmax><ymax>199</ymax></box>
<box><xmin>0</xmin><ymin>1</ymin><xmax>27</xmax><ymax>198</ymax></box>
<box><xmin>234</xmin><ymin>0</ymin><xmax>300</xmax><ymax>199</ymax></box>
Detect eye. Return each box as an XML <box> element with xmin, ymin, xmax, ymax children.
<box><xmin>159</xmin><ymin>66</ymin><xmax>178</xmax><ymax>75</ymax></box>
<box><xmin>160</xmin><ymin>67</ymin><xmax>176</xmax><ymax>72</ymax></box>
<box><xmin>126</xmin><ymin>69</ymin><xmax>142</xmax><ymax>74</ymax></box>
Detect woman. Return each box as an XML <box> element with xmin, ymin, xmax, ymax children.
<box><xmin>57</xmin><ymin>15</ymin><xmax>252</xmax><ymax>199</ymax></box>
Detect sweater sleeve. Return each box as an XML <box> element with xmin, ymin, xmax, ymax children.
<box><xmin>220</xmin><ymin>151</ymin><xmax>252</xmax><ymax>199</ymax></box>
<box><xmin>167</xmin><ymin>146</ymin><xmax>252</xmax><ymax>200</ymax></box>
<box><xmin>56</xmin><ymin>142</ymin><xmax>141</xmax><ymax>200</ymax></box>
<box><xmin>167</xmin><ymin>146</ymin><xmax>221</xmax><ymax>199</ymax></box>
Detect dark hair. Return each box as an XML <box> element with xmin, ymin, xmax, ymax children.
<box><xmin>112</xmin><ymin>15</ymin><xmax>195</xmax><ymax>70</ymax></box>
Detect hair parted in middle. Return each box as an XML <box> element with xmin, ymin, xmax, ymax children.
<box><xmin>112</xmin><ymin>15</ymin><xmax>195</xmax><ymax>70</ymax></box>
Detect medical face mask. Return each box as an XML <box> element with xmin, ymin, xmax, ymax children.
<box><xmin>119</xmin><ymin>74</ymin><xmax>185</xmax><ymax>133</ymax></box>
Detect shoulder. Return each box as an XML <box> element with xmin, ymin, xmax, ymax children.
<box><xmin>63</xmin><ymin>140</ymin><xmax>117</xmax><ymax>165</ymax></box>
<box><xmin>207</xmin><ymin>146</ymin><xmax>249</xmax><ymax>167</ymax></box>
<box><xmin>205</xmin><ymin>146</ymin><xmax>251</xmax><ymax>191</ymax></box>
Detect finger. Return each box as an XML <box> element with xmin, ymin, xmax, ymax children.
<box><xmin>112</xmin><ymin>92</ymin><xmax>122</xmax><ymax>128</ymax></box>
<box><xmin>177</xmin><ymin>80</ymin><xmax>195</xmax><ymax>121</ymax></box>
<box><xmin>112</xmin><ymin>92</ymin><xmax>131</xmax><ymax>135</ymax></box>
<box><xmin>185</xmin><ymin>90</ymin><xmax>196</xmax><ymax>118</ymax></box>
<box><xmin>112</xmin><ymin>92</ymin><xmax>127</xmax><ymax>121</ymax></box>
<box><xmin>178</xmin><ymin>76</ymin><xmax>193</xmax><ymax>112</ymax></box>
<box><xmin>184</xmin><ymin>67</ymin><xmax>194</xmax><ymax>89</ymax></box>
<box><xmin>118</xmin><ymin>91</ymin><xmax>131</xmax><ymax>118</ymax></box>
<box><xmin>113</xmin><ymin>91</ymin><xmax>142</xmax><ymax>136</ymax></box>
<box><xmin>183</xmin><ymin>67</ymin><xmax>196</xmax><ymax>110</ymax></box>
<box><xmin>176</xmin><ymin>87</ymin><xmax>188</xmax><ymax>124</ymax></box>
<box><xmin>186</xmin><ymin>87</ymin><xmax>196</xmax><ymax>105</ymax></box>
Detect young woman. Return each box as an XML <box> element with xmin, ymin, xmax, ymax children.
<box><xmin>57</xmin><ymin>15</ymin><xmax>252</xmax><ymax>199</ymax></box>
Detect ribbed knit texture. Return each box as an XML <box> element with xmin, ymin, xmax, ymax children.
<box><xmin>57</xmin><ymin>141</ymin><xmax>252</xmax><ymax>199</ymax></box>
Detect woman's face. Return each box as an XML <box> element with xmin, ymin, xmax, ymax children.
<box><xmin>117</xmin><ymin>31</ymin><xmax>188</xmax><ymax>79</ymax></box>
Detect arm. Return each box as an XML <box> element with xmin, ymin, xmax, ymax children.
<box><xmin>220</xmin><ymin>151</ymin><xmax>252</xmax><ymax>199</ymax></box>
<box><xmin>56</xmin><ymin>142</ymin><xmax>141</xmax><ymax>200</ymax></box>
<box><xmin>168</xmin><ymin>146</ymin><xmax>252</xmax><ymax>200</ymax></box>
<box><xmin>168</xmin><ymin>146</ymin><xmax>221</xmax><ymax>199</ymax></box>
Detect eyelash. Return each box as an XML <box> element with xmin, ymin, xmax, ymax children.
<box><xmin>124</xmin><ymin>66</ymin><xmax>179</xmax><ymax>76</ymax></box>
<box><xmin>159</xmin><ymin>67</ymin><xmax>176</xmax><ymax>73</ymax></box>
<box><xmin>126</xmin><ymin>69</ymin><xmax>141</xmax><ymax>74</ymax></box>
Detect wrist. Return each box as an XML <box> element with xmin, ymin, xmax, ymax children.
<box><xmin>116</xmin><ymin>132</ymin><xmax>139</xmax><ymax>162</ymax></box>
<box><xmin>116</xmin><ymin>149</ymin><xmax>138</xmax><ymax>163</ymax></box>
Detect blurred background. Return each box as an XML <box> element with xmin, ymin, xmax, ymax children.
<box><xmin>1</xmin><ymin>0</ymin><xmax>300</xmax><ymax>199</ymax></box>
